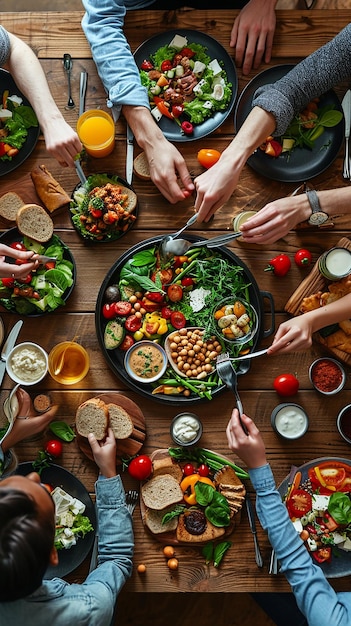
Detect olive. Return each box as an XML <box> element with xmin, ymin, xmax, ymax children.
<box><xmin>104</xmin><ymin>284</ymin><xmax>120</xmax><ymax>303</ymax></box>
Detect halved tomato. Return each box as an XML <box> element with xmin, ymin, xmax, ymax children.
<box><xmin>286</xmin><ymin>489</ymin><xmax>312</xmax><ymax>518</ymax></box>
<box><xmin>308</xmin><ymin>462</ymin><xmax>351</xmax><ymax>493</ymax></box>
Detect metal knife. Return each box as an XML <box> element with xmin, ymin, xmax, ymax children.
<box><xmin>0</xmin><ymin>320</ymin><xmax>23</xmax><ymax>387</ymax></box>
<box><xmin>341</xmin><ymin>90</ymin><xmax>351</xmax><ymax>178</ymax></box>
<box><xmin>126</xmin><ymin>124</ymin><xmax>134</xmax><ymax>185</ymax></box>
<box><xmin>245</xmin><ymin>495</ymin><xmax>263</xmax><ymax>568</ymax></box>
<box><xmin>79</xmin><ymin>71</ymin><xmax>88</xmax><ymax>117</ymax></box>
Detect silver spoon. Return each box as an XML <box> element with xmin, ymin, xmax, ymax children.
<box><xmin>160</xmin><ymin>213</ymin><xmax>198</xmax><ymax>261</ymax></box>
<box><xmin>161</xmin><ymin>231</ymin><xmax>242</xmax><ymax>260</ymax></box>
<box><xmin>63</xmin><ymin>53</ymin><xmax>75</xmax><ymax>109</ymax></box>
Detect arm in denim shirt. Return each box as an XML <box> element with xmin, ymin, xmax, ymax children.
<box><xmin>249</xmin><ymin>464</ymin><xmax>351</xmax><ymax>626</ymax></box>
<box><xmin>81</xmin><ymin>0</ymin><xmax>150</xmax><ymax>117</ymax></box>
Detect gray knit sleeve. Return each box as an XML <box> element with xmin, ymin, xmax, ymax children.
<box><xmin>252</xmin><ymin>24</ymin><xmax>351</xmax><ymax>136</ymax></box>
<box><xmin>0</xmin><ymin>26</ymin><xmax>10</xmax><ymax>67</ymax></box>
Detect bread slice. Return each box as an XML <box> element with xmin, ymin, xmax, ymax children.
<box><xmin>133</xmin><ymin>151</ymin><xmax>151</xmax><ymax>181</ymax></box>
<box><xmin>144</xmin><ymin>505</ymin><xmax>178</xmax><ymax>535</ymax></box>
<box><xmin>76</xmin><ymin>398</ymin><xmax>109</xmax><ymax>441</ymax></box>
<box><xmin>121</xmin><ymin>185</ymin><xmax>137</xmax><ymax>214</ymax></box>
<box><xmin>152</xmin><ymin>457</ymin><xmax>183</xmax><ymax>482</ymax></box>
<box><xmin>176</xmin><ymin>513</ymin><xmax>225</xmax><ymax>543</ymax></box>
<box><xmin>16</xmin><ymin>204</ymin><xmax>54</xmax><ymax>242</ymax></box>
<box><xmin>0</xmin><ymin>192</ymin><xmax>24</xmax><ymax>221</ymax></box>
<box><xmin>107</xmin><ymin>403</ymin><xmax>133</xmax><ymax>440</ymax></box>
<box><xmin>141</xmin><ymin>474</ymin><xmax>183</xmax><ymax>511</ymax></box>
<box><xmin>31</xmin><ymin>164</ymin><xmax>71</xmax><ymax>213</ymax></box>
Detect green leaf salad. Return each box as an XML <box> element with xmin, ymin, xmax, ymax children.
<box><xmin>0</xmin><ymin>90</ymin><xmax>38</xmax><ymax>160</ymax></box>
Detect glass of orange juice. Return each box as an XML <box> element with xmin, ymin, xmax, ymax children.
<box><xmin>77</xmin><ymin>109</ymin><xmax>115</xmax><ymax>158</ymax></box>
<box><xmin>48</xmin><ymin>342</ymin><xmax>90</xmax><ymax>385</ymax></box>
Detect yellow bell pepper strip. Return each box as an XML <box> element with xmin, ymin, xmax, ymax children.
<box><xmin>180</xmin><ymin>474</ymin><xmax>214</xmax><ymax>505</ymax></box>
<box><xmin>314</xmin><ymin>466</ymin><xmax>336</xmax><ymax>491</ymax></box>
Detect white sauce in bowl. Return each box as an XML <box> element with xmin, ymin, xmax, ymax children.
<box><xmin>171</xmin><ymin>413</ymin><xmax>202</xmax><ymax>444</ymax></box>
<box><xmin>10</xmin><ymin>346</ymin><xmax>47</xmax><ymax>382</ymax></box>
<box><xmin>272</xmin><ymin>404</ymin><xmax>308</xmax><ymax>439</ymax></box>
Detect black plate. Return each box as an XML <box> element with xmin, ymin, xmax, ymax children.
<box><xmin>14</xmin><ymin>463</ymin><xmax>96</xmax><ymax>579</ymax></box>
<box><xmin>234</xmin><ymin>65</ymin><xmax>344</xmax><ymax>183</ymax></box>
<box><xmin>95</xmin><ymin>234</ymin><xmax>275</xmax><ymax>405</ymax></box>
<box><xmin>0</xmin><ymin>69</ymin><xmax>40</xmax><ymax>176</ymax></box>
<box><xmin>278</xmin><ymin>457</ymin><xmax>351</xmax><ymax>578</ymax></box>
<box><xmin>134</xmin><ymin>29</ymin><xmax>238</xmax><ymax>142</ymax></box>
<box><xmin>0</xmin><ymin>228</ymin><xmax>76</xmax><ymax>316</ymax></box>
<box><xmin>70</xmin><ymin>173</ymin><xmax>138</xmax><ymax>243</ymax></box>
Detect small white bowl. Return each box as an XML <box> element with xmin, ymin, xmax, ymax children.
<box><xmin>309</xmin><ymin>357</ymin><xmax>346</xmax><ymax>396</ymax></box>
<box><xmin>212</xmin><ymin>297</ymin><xmax>258</xmax><ymax>345</ymax></box>
<box><xmin>124</xmin><ymin>340</ymin><xmax>167</xmax><ymax>384</ymax></box>
<box><xmin>6</xmin><ymin>342</ymin><xmax>48</xmax><ymax>386</ymax></box>
<box><xmin>170</xmin><ymin>412</ymin><xmax>203</xmax><ymax>447</ymax></box>
<box><xmin>271</xmin><ymin>403</ymin><xmax>309</xmax><ymax>440</ymax></box>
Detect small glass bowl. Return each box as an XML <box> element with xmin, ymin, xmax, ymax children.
<box><xmin>170</xmin><ymin>412</ymin><xmax>203</xmax><ymax>447</ymax></box>
<box><xmin>212</xmin><ymin>297</ymin><xmax>258</xmax><ymax>345</ymax></box>
<box><xmin>271</xmin><ymin>403</ymin><xmax>309</xmax><ymax>440</ymax></box>
<box><xmin>337</xmin><ymin>404</ymin><xmax>351</xmax><ymax>444</ymax></box>
<box><xmin>124</xmin><ymin>340</ymin><xmax>167</xmax><ymax>384</ymax></box>
<box><xmin>6</xmin><ymin>342</ymin><xmax>48</xmax><ymax>386</ymax></box>
<box><xmin>309</xmin><ymin>357</ymin><xmax>346</xmax><ymax>395</ymax></box>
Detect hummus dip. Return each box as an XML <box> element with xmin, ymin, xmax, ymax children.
<box><xmin>10</xmin><ymin>345</ymin><xmax>47</xmax><ymax>382</ymax></box>
<box><xmin>128</xmin><ymin>343</ymin><xmax>165</xmax><ymax>380</ymax></box>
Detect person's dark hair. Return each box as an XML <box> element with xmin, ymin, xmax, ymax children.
<box><xmin>0</xmin><ymin>488</ymin><xmax>55</xmax><ymax>601</ymax></box>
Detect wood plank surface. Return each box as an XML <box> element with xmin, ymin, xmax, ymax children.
<box><xmin>1</xmin><ymin>9</ymin><xmax>351</xmax><ymax>597</ymax></box>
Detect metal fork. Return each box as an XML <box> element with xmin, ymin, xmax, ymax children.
<box><xmin>216</xmin><ymin>352</ymin><xmax>247</xmax><ymax>434</ymax></box>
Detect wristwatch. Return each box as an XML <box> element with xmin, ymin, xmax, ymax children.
<box><xmin>306</xmin><ymin>189</ymin><xmax>329</xmax><ymax>226</ymax></box>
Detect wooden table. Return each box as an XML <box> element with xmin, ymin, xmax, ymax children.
<box><xmin>1</xmin><ymin>8</ymin><xmax>351</xmax><ymax>594</ymax></box>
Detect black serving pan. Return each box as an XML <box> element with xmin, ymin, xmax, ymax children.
<box><xmin>95</xmin><ymin>235</ymin><xmax>275</xmax><ymax>404</ymax></box>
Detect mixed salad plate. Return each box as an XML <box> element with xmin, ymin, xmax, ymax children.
<box><xmin>14</xmin><ymin>463</ymin><xmax>96</xmax><ymax>579</ymax></box>
<box><xmin>234</xmin><ymin>65</ymin><xmax>344</xmax><ymax>183</ymax></box>
<box><xmin>279</xmin><ymin>457</ymin><xmax>351</xmax><ymax>578</ymax></box>
<box><xmin>0</xmin><ymin>69</ymin><xmax>40</xmax><ymax>176</ymax></box>
<box><xmin>134</xmin><ymin>30</ymin><xmax>237</xmax><ymax>141</ymax></box>
<box><xmin>95</xmin><ymin>234</ymin><xmax>274</xmax><ymax>404</ymax></box>
<box><xmin>0</xmin><ymin>228</ymin><xmax>75</xmax><ymax>316</ymax></box>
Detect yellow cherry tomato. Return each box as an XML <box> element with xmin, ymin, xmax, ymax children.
<box><xmin>197</xmin><ymin>148</ymin><xmax>221</xmax><ymax>169</ymax></box>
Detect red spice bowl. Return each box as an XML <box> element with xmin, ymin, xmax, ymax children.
<box><xmin>309</xmin><ymin>357</ymin><xmax>346</xmax><ymax>396</ymax></box>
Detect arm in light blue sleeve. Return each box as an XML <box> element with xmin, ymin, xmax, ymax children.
<box><xmin>249</xmin><ymin>464</ymin><xmax>351</xmax><ymax>626</ymax></box>
<box><xmin>81</xmin><ymin>0</ymin><xmax>150</xmax><ymax>117</ymax></box>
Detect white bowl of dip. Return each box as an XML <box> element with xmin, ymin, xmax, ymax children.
<box><xmin>6</xmin><ymin>342</ymin><xmax>48</xmax><ymax>386</ymax></box>
<box><xmin>170</xmin><ymin>412</ymin><xmax>203</xmax><ymax>447</ymax></box>
<box><xmin>271</xmin><ymin>403</ymin><xmax>309</xmax><ymax>440</ymax></box>
<box><xmin>124</xmin><ymin>340</ymin><xmax>167</xmax><ymax>384</ymax></box>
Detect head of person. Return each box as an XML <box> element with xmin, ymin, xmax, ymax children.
<box><xmin>0</xmin><ymin>472</ymin><xmax>58</xmax><ymax>601</ymax></box>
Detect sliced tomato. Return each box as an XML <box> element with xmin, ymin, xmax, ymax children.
<box><xmin>180</xmin><ymin>47</ymin><xmax>195</xmax><ymax>58</ymax></box>
<box><xmin>161</xmin><ymin>59</ymin><xmax>173</xmax><ymax>72</ymax></box>
<box><xmin>312</xmin><ymin>547</ymin><xmax>332</xmax><ymax>563</ymax></box>
<box><xmin>141</xmin><ymin>59</ymin><xmax>153</xmax><ymax>71</ymax></box>
<box><xmin>151</xmin><ymin>268</ymin><xmax>173</xmax><ymax>284</ymax></box>
<box><xmin>156</xmin><ymin>100</ymin><xmax>174</xmax><ymax>120</ymax></box>
<box><xmin>102</xmin><ymin>302</ymin><xmax>117</xmax><ymax>319</ymax></box>
<box><xmin>142</xmin><ymin>296</ymin><xmax>161</xmax><ymax>312</ymax></box>
<box><xmin>286</xmin><ymin>489</ymin><xmax>312</xmax><ymax>518</ymax></box>
<box><xmin>10</xmin><ymin>242</ymin><xmax>27</xmax><ymax>251</ymax></box>
<box><xmin>124</xmin><ymin>314</ymin><xmax>142</xmax><ymax>333</ymax></box>
<box><xmin>45</xmin><ymin>261</ymin><xmax>56</xmax><ymax>270</ymax></box>
<box><xmin>161</xmin><ymin>306</ymin><xmax>172</xmax><ymax>320</ymax></box>
<box><xmin>170</xmin><ymin>311</ymin><xmax>186</xmax><ymax>329</ymax></box>
<box><xmin>114</xmin><ymin>301</ymin><xmax>133</xmax><ymax>316</ymax></box>
<box><xmin>144</xmin><ymin>291</ymin><xmax>164</xmax><ymax>303</ymax></box>
<box><xmin>308</xmin><ymin>462</ymin><xmax>351</xmax><ymax>493</ymax></box>
<box><xmin>119</xmin><ymin>335</ymin><xmax>135</xmax><ymax>351</ymax></box>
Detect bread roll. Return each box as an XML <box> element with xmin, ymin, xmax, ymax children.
<box><xmin>133</xmin><ymin>152</ymin><xmax>151</xmax><ymax>181</ymax></box>
<box><xmin>141</xmin><ymin>474</ymin><xmax>183</xmax><ymax>511</ymax></box>
<box><xmin>0</xmin><ymin>192</ymin><xmax>24</xmax><ymax>221</ymax></box>
<box><xmin>31</xmin><ymin>164</ymin><xmax>71</xmax><ymax>213</ymax></box>
<box><xmin>76</xmin><ymin>398</ymin><xmax>109</xmax><ymax>441</ymax></box>
<box><xmin>107</xmin><ymin>403</ymin><xmax>133</xmax><ymax>439</ymax></box>
<box><xmin>16</xmin><ymin>204</ymin><xmax>54</xmax><ymax>243</ymax></box>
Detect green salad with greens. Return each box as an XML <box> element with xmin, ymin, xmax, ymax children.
<box><xmin>0</xmin><ymin>89</ymin><xmax>38</xmax><ymax>160</ymax></box>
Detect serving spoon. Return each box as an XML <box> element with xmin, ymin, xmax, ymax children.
<box><xmin>160</xmin><ymin>213</ymin><xmax>198</xmax><ymax>260</ymax></box>
<box><xmin>161</xmin><ymin>230</ymin><xmax>243</xmax><ymax>261</ymax></box>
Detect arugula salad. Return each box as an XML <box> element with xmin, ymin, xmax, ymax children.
<box><xmin>100</xmin><ymin>244</ymin><xmax>254</xmax><ymax>400</ymax></box>
<box><xmin>0</xmin><ymin>234</ymin><xmax>74</xmax><ymax>315</ymax></box>
<box><xmin>139</xmin><ymin>33</ymin><xmax>232</xmax><ymax>134</ymax></box>
<box><xmin>52</xmin><ymin>486</ymin><xmax>93</xmax><ymax>550</ymax></box>
<box><xmin>0</xmin><ymin>89</ymin><xmax>38</xmax><ymax>160</ymax></box>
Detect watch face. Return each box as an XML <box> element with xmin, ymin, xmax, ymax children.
<box><xmin>309</xmin><ymin>212</ymin><xmax>329</xmax><ymax>226</ymax></box>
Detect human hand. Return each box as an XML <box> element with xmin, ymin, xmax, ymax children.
<box><xmin>239</xmin><ymin>194</ymin><xmax>309</xmax><ymax>244</ymax></box>
<box><xmin>194</xmin><ymin>152</ymin><xmax>240</xmax><ymax>222</ymax></box>
<box><xmin>226</xmin><ymin>409</ymin><xmax>267</xmax><ymax>469</ymax></box>
<box><xmin>0</xmin><ymin>244</ymin><xmax>40</xmax><ymax>280</ymax></box>
<box><xmin>2</xmin><ymin>393</ymin><xmax>58</xmax><ymax>453</ymax></box>
<box><xmin>88</xmin><ymin>428</ymin><xmax>117</xmax><ymax>478</ymax></box>
<box><xmin>42</xmin><ymin>117</ymin><xmax>82</xmax><ymax>168</ymax></box>
<box><xmin>143</xmin><ymin>138</ymin><xmax>194</xmax><ymax>203</ymax></box>
<box><xmin>230</xmin><ymin>0</ymin><xmax>276</xmax><ymax>75</ymax></box>
<box><xmin>267</xmin><ymin>315</ymin><xmax>314</xmax><ymax>356</ymax></box>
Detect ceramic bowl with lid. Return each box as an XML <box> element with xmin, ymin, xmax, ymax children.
<box><xmin>309</xmin><ymin>357</ymin><xmax>346</xmax><ymax>395</ymax></box>
<box><xmin>271</xmin><ymin>403</ymin><xmax>309</xmax><ymax>440</ymax></box>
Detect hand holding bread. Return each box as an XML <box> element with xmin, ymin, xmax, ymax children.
<box><xmin>88</xmin><ymin>428</ymin><xmax>117</xmax><ymax>479</ymax></box>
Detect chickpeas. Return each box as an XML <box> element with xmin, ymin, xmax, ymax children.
<box><xmin>167</xmin><ymin>558</ymin><xmax>179</xmax><ymax>570</ymax></box>
<box><xmin>137</xmin><ymin>563</ymin><xmax>147</xmax><ymax>573</ymax></box>
<box><xmin>163</xmin><ymin>545</ymin><xmax>175</xmax><ymax>558</ymax></box>
<box><xmin>168</xmin><ymin>329</ymin><xmax>222</xmax><ymax>378</ymax></box>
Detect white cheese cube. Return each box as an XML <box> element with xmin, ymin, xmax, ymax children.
<box><xmin>332</xmin><ymin>531</ymin><xmax>346</xmax><ymax>545</ymax></box>
<box><xmin>311</xmin><ymin>494</ymin><xmax>330</xmax><ymax>515</ymax></box>
<box><xmin>169</xmin><ymin>34</ymin><xmax>188</xmax><ymax>50</ymax></box>
<box><xmin>341</xmin><ymin>537</ymin><xmax>351</xmax><ymax>551</ymax></box>
<box><xmin>71</xmin><ymin>498</ymin><xmax>86</xmax><ymax>516</ymax></box>
<box><xmin>193</xmin><ymin>79</ymin><xmax>206</xmax><ymax>95</ymax></box>
<box><xmin>208</xmin><ymin>58</ymin><xmax>222</xmax><ymax>76</ymax></box>
<box><xmin>193</xmin><ymin>60</ymin><xmax>206</xmax><ymax>76</ymax></box>
<box><xmin>151</xmin><ymin>106</ymin><xmax>163</xmax><ymax>122</ymax></box>
<box><xmin>59</xmin><ymin>511</ymin><xmax>75</xmax><ymax>528</ymax></box>
<box><xmin>307</xmin><ymin>537</ymin><xmax>318</xmax><ymax>551</ymax></box>
<box><xmin>203</xmin><ymin>101</ymin><xmax>213</xmax><ymax>110</ymax></box>
<box><xmin>292</xmin><ymin>519</ymin><xmax>303</xmax><ymax>534</ymax></box>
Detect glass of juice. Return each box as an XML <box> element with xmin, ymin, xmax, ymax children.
<box><xmin>48</xmin><ymin>342</ymin><xmax>90</xmax><ymax>385</ymax></box>
<box><xmin>77</xmin><ymin>109</ymin><xmax>115</xmax><ymax>158</ymax></box>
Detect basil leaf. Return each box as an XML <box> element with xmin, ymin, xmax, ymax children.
<box><xmin>202</xmin><ymin>541</ymin><xmax>214</xmax><ymax>565</ymax></box>
<box><xmin>49</xmin><ymin>421</ymin><xmax>76</xmax><ymax>442</ymax></box>
<box><xmin>328</xmin><ymin>492</ymin><xmax>351</xmax><ymax>525</ymax></box>
<box><xmin>213</xmin><ymin>541</ymin><xmax>231</xmax><ymax>567</ymax></box>
<box><xmin>195</xmin><ymin>481</ymin><xmax>215</xmax><ymax>506</ymax></box>
<box><xmin>161</xmin><ymin>504</ymin><xmax>186</xmax><ymax>524</ymax></box>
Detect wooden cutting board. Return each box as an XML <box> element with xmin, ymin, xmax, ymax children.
<box><xmin>285</xmin><ymin>237</ymin><xmax>351</xmax><ymax>365</ymax></box>
<box><xmin>76</xmin><ymin>393</ymin><xmax>146</xmax><ymax>464</ymax></box>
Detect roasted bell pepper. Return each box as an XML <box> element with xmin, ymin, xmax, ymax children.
<box><xmin>180</xmin><ymin>474</ymin><xmax>214</xmax><ymax>505</ymax></box>
<box><xmin>142</xmin><ymin>312</ymin><xmax>168</xmax><ymax>338</ymax></box>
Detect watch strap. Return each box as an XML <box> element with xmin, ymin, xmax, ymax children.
<box><xmin>306</xmin><ymin>189</ymin><xmax>321</xmax><ymax>214</ymax></box>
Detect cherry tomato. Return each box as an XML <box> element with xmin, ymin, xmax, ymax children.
<box><xmin>171</xmin><ymin>104</ymin><xmax>184</xmax><ymax>118</ymax></box>
<box><xmin>167</xmin><ymin>284</ymin><xmax>183</xmax><ymax>302</ymax></box>
<box><xmin>265</xmin><ymin>139</ymin><xmax>282</xmax><ymax>157</ymax></box>
<box><xmin>198</xmin><ymin>463</ymin><xmax>210</xmax><ymax>477</ymax></box>
<box><xmin>265</xmin><ymin>253</ymin><xmax>291</xmax><ymax>277</ymax></box>
<box><xmin>140</xmin><ymin>59</ymin><xmax>153</xmax><ymax>71</ymax></box>
<box><xmin>180</xmin><ymin>47</ymin><xmax>195</xmax><ymax>58</ymax></box>
<box><xmin>20</xmin><ymin>274</ymin><xmax>32</xmax><ymax>284</ymax></box>
<box><xmin>183</xmin><ymin>463</ymin><xmax>195</xmax><ymax>476</ymax></box>
<box><xmin>294</xmin><ymin>248</ymin><xmax>313</xmax><ymax>267</ymax></box>
<box><xmin>170</xmin><ymin>310</ymin><xmax>186</xmax><ymax>329</ymax></box>
<box><xmin>102</xmin><ymin>302</ymin><xmax>117</xmax><ymax>319</ymax></box>
<box><xmin>197</xmin><ymin>148</ymin><xmax>221</xmax><ymax>169</ymax></box>
<box><xmin>128</xmin><ymin>455</ymin><xmax>153</xmax><ymax>480</ymax></box>
<box><xmin>0</xmin><ymin>143</ymin><xmax>6</xmax><ymax>157</ymax></box>
<box><xmin>181</xmin><ymin>121</ymin><xmax>194</xmax><ymax>135</ymax></box>
<box><xmin>273</xmin><ymin>373</ymin><xmax>299</xmax><ymax>396</ymax></box>
<box><xmin>181</xmin><ymin>277</ymin><xmax>194</xmax><ymax>287</ymax></box>
<box><xmin>287</xmin><ymin>489</ymin><xmax>312</xmax><ymax>517</ymax></box>
<box><xmin>113</xmin><ymin>301</ymin><xmax>133</xmax><ymax>316</ymax></box>
<box><xmin>45</xmin><ymin>439</ymin><xmax>63</xmax><ymax>458</ymax></box>
<box><xmin>119</xmin><ymin>335</ymin><xmax>135</xmax><ymax>351</ymax></box>
<box><xmin>1</xmin><ymin>277</ymin><xmax>15</xmax><ymax>288</ymax></box>
<box><xmin>161</xmin><ymin>306</ymin><xmax>172</xmax><ymax>320</ymax></box>
<box><xmin>161</xmin><ymin>59</ymin><xmax>173</xmax><ymax>72</ymax></box>
<box><xmin>10</xmin><ymin>241</ymin><xmax>27</xmax><ymax>251</ymax></box>
<box><xmin>312</xmin><ymin>547</ymin><xmax>332</xmax><ymax>563</ymax></box>
<box><xmin>144</xmin><ymin>291</ymin><xmax>164</xmax><ymax>303</ymax></box>
<box><xmin>125</xmin><ymin>314</ymin><xmax>142</xmax><ymax>333</ymax></box>
<box><xmin>90</xmin><ymin>208</ymin><xmax>102</xmax><ymax>219</ymax></box>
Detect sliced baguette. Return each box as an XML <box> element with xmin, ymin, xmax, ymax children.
<box><xmin>133</xmin><ymin>151</ymin><xmax>151</xmax><ymax>181</ymax></box>
<box><xmin>141</xmin><ymin>474</ymin><xmax>183</xmax><ymax>511</ymax></box>
<box><xmin>16</xmin><ymin>203</ymin><xmax>54</xmax><ymax>242</ymax></box>
<box><xmin>107</xmin><ymin>403</ymin><xmax>133</xmax><ymax>439</ymax></box>
<box><xmin>176</xmin><ymin>513</ymin><xmax>225</xmax><ymax>543</ymax></box>
<box><xmin>31</xmin><ymin>164</ymin><xmax>71</xmax><ymax>213</ymax></box>
<box><xmin>0</xmin><ymin>192</ymin><xmax>24</xmax><ymax>222</ymax></box>
<box><xmin>144</xmin><ymin>505</ymin><xmax>178</xmax><ymax>534</ymax></box>
<box><xmin>76</xmin><ymin>398</ymin><xmax>109</xmax><ymax>441</ymax></box>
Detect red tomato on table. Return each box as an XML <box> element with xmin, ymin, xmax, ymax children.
<box><xmin>45</xmin><ymin>440</ymin><xmax>63</xmax><ymax>458</ymax></box>
<box><xmin>128</xmin><ymin>455</ymin><xmax>152</xmax><ymax>480</ymax></box>
<box><xmin>273</xmin><ymin>373</ymin><xmax>299</xmax><ymax>396</ymax></box>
